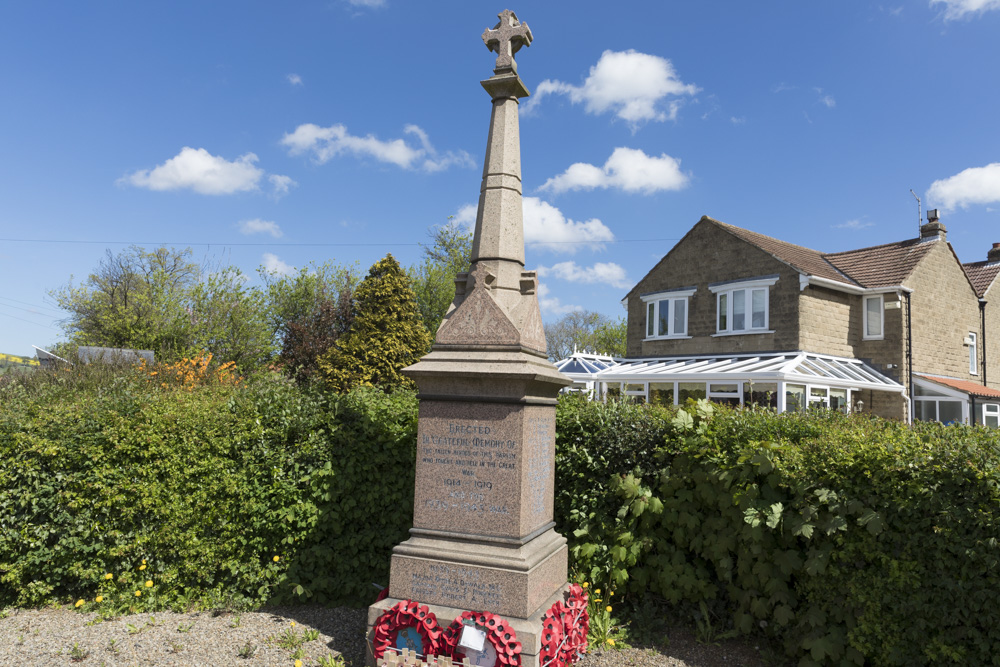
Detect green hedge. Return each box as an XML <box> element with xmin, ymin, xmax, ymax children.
<box><xmin>0</xmin><ymin>368</ymin><xmax>416</xmax><ymax>611</ymax></box>
<box><xmin>4</xmin><ymin>369</ymin><xmax>1000</xmax><ymax>665</ymax></box>
<box><xmin>555</xmin><ymin>396</ymin><xmax>1000</xmax><ymax>666</ymax></box>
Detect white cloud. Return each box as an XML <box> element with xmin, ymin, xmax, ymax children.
<box><xmin>730</xmin><ymin>116</ymin><xmax>746</xmax><ymax>125</ymax></box>
<box><xmin>287</xmin><ymin>73</ymin><xmax>303</xmax><ymax>86</ymax></box>
<box><xmin>539</xmin><ymin>147</ymin><xmax>689</xmax><ymax>195</ymax></box>
<box><xmin>262</xmin><ymin>253</ymin><xmax>295</xmax><ymax>276</ymax></box>
<box><xmin>452</xmin><ymin>203</ymin><xmax>477</xmax><ymax>229</ymax></box>
<box><xmin>522</xmin><ymin>197</ymin><xmax>614</xmax><ymax>253</ymax></box>
<box><xmin>239</xmin><ymin>219</ymin><xmax>283</xmax><ymax>238</ymax></box>
<box><xmin>927</xmin><ymin>163</ymin><xmax>1000</xmax><ymax>211</ymax></box>
<box><xmin>269</xmin><ymin>174</ymin><xmax>296</xmax><ymax>198</ymax></box>
<box><xmin>282</xmin><ymin>122</ymin><xmax>473</xmax><ymax>172</ymax></box>
<box><xmin>348</xmin><ymin>0</ymin><xmax>385</xmax><ymax>6</ymax></box>
<box><xmin>834</xmin><ymin>219</ymin><xmax>874</xmax><ymax>230</ymax></box>
<box><xmin>523</xmin><ymin>49</ymin><xmax>699</xmax><ymax>127</ymax></box>
<box><xmin>931</xmin><ymin>0</ymin><xmax>1000</xmax><ymax>20</ymax></box>
<box><xmin>405</xmin><ymin>125</ymin><xmax>476</xmax><ymax>172</ymax></box>
<box><xmin>537</xmin><ymin>283</ymin><xmax>582</xmax><ymax>316</ymax></box>
<box><xmin>537</xmin><ymin>261</ymin><xmax>630</xmax><ymax>289</ymax></box>
<box><xmin>121</xmin><ymin>147</ymin><xmax>264</xmax><ymax>195</ymax></box>
<box><xmin>814</xmin><ymin>88</ymin><xmax>836</xmax><ymax>108</ymax></box>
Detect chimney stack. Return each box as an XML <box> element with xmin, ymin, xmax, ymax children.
<box><xmin>920</xmin><ymin>219</ymin><xmax>946</xmax><ymax>241</ymax></box>
<box><xmin>988</xmin><ymin>242</ymin><xmax>1000</xmax><ymax>263</ymax></box>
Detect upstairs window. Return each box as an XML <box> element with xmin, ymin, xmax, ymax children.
<box><xmin>709</xmin><ymin>276</ymin><xmax>778</xmax><ymax>335</ymax></box>
<box><xmin>642</xmin><ymin>288</ymin><xmax>695</xmax><ymax>339</ymax></box>
<box><xmin>864</xmin><ymin>295</ymin><xmax>883</xmax><ymax>340</ymax></box>
<box><xmin>969</xmin><ymin>332</ymin><xmax>978</xmax><ymax>375</ymax></box>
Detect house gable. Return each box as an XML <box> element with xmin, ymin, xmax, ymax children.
<box><xmin>626</xmin><ymin>217</ymin><xmax>804</xmax><ymax>357</ymax></box>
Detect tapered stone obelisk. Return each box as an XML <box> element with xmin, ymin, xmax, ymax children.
<box><xmin>366</xmin><ymin>10</ymin><xmax>572</xmax><ymax>667</ymax></box>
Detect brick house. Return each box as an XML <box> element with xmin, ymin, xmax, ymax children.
<box><xmin>557</xmin><ymin>214</ymin><xmax>1000</xmax><ymax>425</ymax></box>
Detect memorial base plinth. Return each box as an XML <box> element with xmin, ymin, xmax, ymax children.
<box><xmin>366</xmin><ymin>585</ymin><xmax>570</xmax><ymax>667</ymax></box>
<box><xmin>389</xmin><ymin>527</ymin><xmax>567</xmax><ymax>619</ymax></box>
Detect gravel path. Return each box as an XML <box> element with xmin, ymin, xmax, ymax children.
<box><xmin>0</xmin><ymin>607</ymin><xmax>768</xmax><ymax>667</ymax></box>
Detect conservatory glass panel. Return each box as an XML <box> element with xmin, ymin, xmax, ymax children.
<box><xmin>649</xmin><ymin>382</ymin><xmax>675</xmax><ymax>406</ymax></box>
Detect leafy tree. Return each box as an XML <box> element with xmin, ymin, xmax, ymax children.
<box><xmin>50</xmin><ymin>245</ymin><xmax>197</xmax><ymax>357</ymax></box>
<box><xmin>591</xmin><ymin>316</ymin><xmax>627</xmax><ymax>357</ymax></box>
<box><xmin>279</xmin><ymin>287</ymin><xmax>354</xmax><ymax>385</ymax></box>
<box><xmin>52</xmin><ymin>246</ymin><xmax>285</xmax><ymax>371</ymax></box>
<box><xmin>408</xmin><ymin>221</ymin><xmax>472</xmax><ymax>337</ymax></box>
<box><xmin>259</xmin><ymin>261</ymin><xmax>360</xmax><ymax>350</ymax></box>
<box><xmin>544</xmin><ymin>310</ymin><xmax>625</xmax><ymax>360</ymax></box>
<box><xmin>185</xmin><ymin>267</ymin><xmax>273</xmax><ymax>372</ymax></box>
<box><xmin>319</xmin><ymin>254</ymin><xmax>431</xmax><ymax>392</ymax></box>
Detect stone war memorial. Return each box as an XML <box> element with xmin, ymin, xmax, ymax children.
<box><xmin>366</xmin><ymin>10</ymin><xmax>588</xmax><ymax>667</ymax></box>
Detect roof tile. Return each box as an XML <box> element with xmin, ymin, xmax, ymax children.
<box><xmin>962</xmin><ymin>261</ymin><xmax>1000</xmax><ymax>297</ymax></box>
<box><xmin>710</xmin><ymin>218</ymin><xmax>941</xmax><ymax>289</ymax></box>
<box><xmin>711</xmin><ymin>220</ymin><xmax>858</xmax><ymax>285</ymax></box>
<box><xmin>917</xmin><ymin>374</ymin><xmax>1000</xmax><ymax>399</ymax></box>
<box><xmin>824</xmin><ymin>237</ymin><xmax>937</xmax><ymax>288</ymax></box>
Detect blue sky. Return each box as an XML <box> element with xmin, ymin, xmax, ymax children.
<box><xmin>2</xmin><ymin>1</ymin><xmax>999</xmax><ymax>357</ymax></box>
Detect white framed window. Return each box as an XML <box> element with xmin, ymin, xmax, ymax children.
<box><xmin>863</xmin><ymin>295</ymin><xmax>883</xmax><ymax>340</ymax></box>
<box><xmin>642</xmin><ymin>288</ymin><xmax>695</xmax><ymax>339</ymax></box>
<box><xmin>983</xmin><ymin>403</ymin><xmax>1000</xmax><ymax>428</ymax></box>
<box><xmin>969</xmin><ymin>332</ymin><xmax>978</xmax><ymax>375</ymax></box>
<box><xmin>709</xmin><ymin>276</ymin><xmax>777</xmax><ymax>335</ymax></box>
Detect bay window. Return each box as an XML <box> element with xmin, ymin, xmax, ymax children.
<box><xmin>709</xmin><ymin>276</ymin><xmax>778</xmax><ymax>335</ymax></box>
<box><xmin>642</xmin><ymin>288</ymin><xmax>695</xmax><ymax>339</ymax></box>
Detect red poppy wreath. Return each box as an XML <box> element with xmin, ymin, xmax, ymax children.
<box><xmin>371</xmin><ymin>599</ymin><xmax>444</xmax><ymax>662</ymax></box>
<box><xmin>442</xmin><ymin>610</ymin><xmax>523</xmax><ymax>667</ymax></box>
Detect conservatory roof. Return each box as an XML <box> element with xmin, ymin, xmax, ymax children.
<box><xmin>554</xmin><ymin>353</ymin><xmax>618</xmax><ymax>376</ymax></box>
<box><xmin>556</xmin><ymin>351</ymin><xmax>904</xmax><ymax>393</ymax></box>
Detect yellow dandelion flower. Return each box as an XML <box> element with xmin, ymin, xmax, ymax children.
<box><xmin>295</xmin><ymin>661</ymin><xmax>303</xmax><ymax>667</ymax></box>
<box><xmin>96</xmin><ymin>596</ymin><xmax>103</xmax><ymax>603</ymax></box>
<box><xmin>135</xmin><ymin>591</ymin><xmax>142</xmax><ymax>597</ymax></box>
<box><xmin>581</xmin><ymin>582</ymin><xmax>589</xmax><ymax>588</ymax></box>
<box><xmin>290</xmin><ymin>621</ymin><xmax>296</xmax><ymax>627</ymax></box>
<box><xmin>145</xmin><ymin>580</ymin><xmax>153</xmax><ymax>588</ymax></box>
<box><xmin>142</xmin><ymin>559</ymin><xmax>147</xmax><ymax>564</ymax></box>
<box><xmin>606</xmin><ymin>606</ymin><xmax>612</xmax><ymax>613</ymax></box>
<box><xmin>595</xmin><ymin>589</ymin><xmax>601</xmax><ymax>594</ymax></box>
<box><xmin>105</xmin><ymin>573</ymin><xmax>113</xmax><ymax>580</ymax></box>
<box><xmin>595</xmin><ymin>598</ymin><xmax>602</xmax><ymax>603</ymax></box>
<box><xmin>607</xmin><ymin>638</ymin><xmax>615</xmax><ymax>646</ymax></box>
<box><xmin>75</xmin><ymin>599</ymin><xmax>85</xmax><ymax>608</ymax></box>
<box><xmin>610</xmin><ymin>591</ymin><xmax>614</xmax><ymax>596</ymax></box>
<box><xmin>139</xmin><ymin>564</ymin><xmax>146</xmax><ymax>571</ymax></box>
<box><xmin>273</xmin><ymin>555</ymin><xmax>280</xmax><ymax>562</ymax></box>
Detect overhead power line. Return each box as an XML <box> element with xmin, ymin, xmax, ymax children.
<box><xmin>0</xmin><ymin>309</ymin><xmax>59</xmax><ymax>330</ymax></box>
<box><xmin>0</xmin><ymin>237</ymin><xmax>680</xmax><ymax>248</ymax></box>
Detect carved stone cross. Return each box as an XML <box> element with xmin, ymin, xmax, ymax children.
<box><xmin>466</xmin><ymin>263</ymin><xmax>494</xmax><ymax>292</ymax></box>
<box><xmin>482</xmin><ymin>9</ymin><xmax>533</xmax><ymax>72</ymax></box>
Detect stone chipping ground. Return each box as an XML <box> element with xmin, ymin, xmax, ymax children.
<box><xmin>0</xmin><ymin>606</ymin><xmax>773</xmax><ymax>667</ymax></box>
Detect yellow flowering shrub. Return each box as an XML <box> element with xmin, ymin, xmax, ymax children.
<box><xmin>141</xmin><ymin>353</ymin><xmax>241</xmax><ymax>390</ymax></box>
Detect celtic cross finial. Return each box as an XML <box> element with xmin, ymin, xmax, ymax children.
<box><xmin>482</xmin><ymin>9</ymin><xmax>532</xmax><ymax>73</ymax></box>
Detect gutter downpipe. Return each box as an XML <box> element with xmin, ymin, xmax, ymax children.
<box><xmin>980</xmin><ymin>299</ymin><xmax>988</xmax><ymax>386</ymax></box>
<box><xmin>906</xmin><ymin>291</ymin><xmax>913</xmax><ymax>425</ymax></box>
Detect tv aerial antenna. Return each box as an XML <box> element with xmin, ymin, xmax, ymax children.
<box><xmin>909</xmin><ymin>189</ymin><xmax>922</xmax><ymax>236</ymax></box>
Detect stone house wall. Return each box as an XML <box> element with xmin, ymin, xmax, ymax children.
<box><xmin>905</xmin><ymin>240</ymin><xmax>982</xmax><ymax>382</ymax></box>
<box><xmin>626</xmin><ymin>220</ymin><xmax>801</xmax><ymax>357</ymax></box>
<box><xmin>982</xmin><ymin>282</ymin><xmax>1000</xmax><ymax>391</ymax></box>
